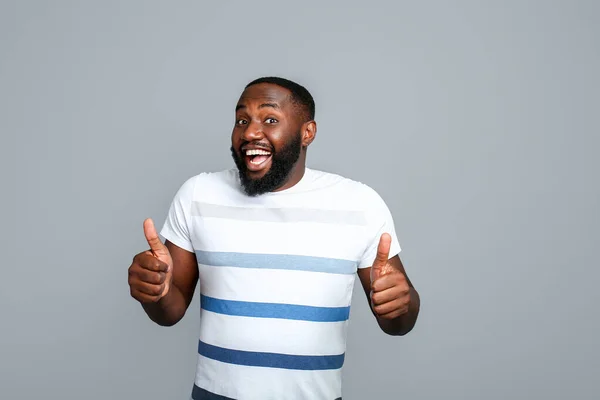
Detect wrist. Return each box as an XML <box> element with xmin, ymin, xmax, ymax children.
<box><xmin>142</xmin><ymin>284</ymin><xmax>184</xmax><ymax>326</ymax></box>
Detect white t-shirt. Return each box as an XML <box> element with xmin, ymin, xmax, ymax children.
<box><xmin>160</xmin><ymin>167</ymin><xmax>401</xmax><ymax>400</ymax></box>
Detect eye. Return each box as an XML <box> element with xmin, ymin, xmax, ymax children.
<box><xmin>236</xmin><ymin>119</ymin><xmax>248</xmax><ymax>125</ymax></box>
<box><xmin>265</xmin><ymin>118</ymin><xmax>278</xmax><ymax>124</ymax></box>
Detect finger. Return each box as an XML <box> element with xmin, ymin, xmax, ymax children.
<box><xmin>371</xmin><ymin>273</ymin><xmax>407</xmax><ymax>293</ymax></box>
<box><xmin>131</xmin><ymin>267</ymin><xmax>167</xmax><ymax>285</ymax></box>
<box><xmin>134</xmin><ymin>253</ymin><xmax>169</xmax><ymax>272</ymax></box>
<box><xmin>373</xmin><ymin>233</ymin><xmax>392</xmax><ymax>269</ymax></box>
<box><xmin>130</xmin><ymin>280</ymin><xmax>166</xmax><ymax>297</ymax></box>
<box><xmin>130</xmin><ymin>287</ymin><xmax>162</xmax><ymax>303</ymax></box>
<box><xmin>371</xmin><ymin>285</ymin><xmax>405</xmax><ymax>306</ymax></box>
<box><xmin>373</xmin><ymin>298</ymin><xmax>409</xmax><ymax>317</ymax></box>
<box><xmin>369</xmin><ymin>265</ymin><xmax>379</xmax><ymax>283</ymax></box>
<box><xmin>143</xmin><ymin>218</ymin><xmax>167</xmax><ymax>256</ymax></box>
<box><xmin>378</xmin><ymin>307</ymin><xmax>409</xmax><ymax>320</ymax></box>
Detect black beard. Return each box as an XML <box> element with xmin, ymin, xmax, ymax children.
<box><xmin>231</xmin><ymin>132</ymin><xmax>302</xmax><ymax>197</ymax></box>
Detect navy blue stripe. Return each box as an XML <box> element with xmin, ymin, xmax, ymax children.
<box><xmin>198</xmin><ymin>340</ymin><xmax>345</xmax><ymax>370</ymax></box>
<box><xmin>192</xmin><ymin>385</ymin><xmax>235</xmax><ymax>400</ymax></box>
<box><xmin>201</xmin><ymin>294</ymin><xmax>350</xmax><ymax>322</ymax></box>
<box><xmin>195</xmin><ymin>250</ymin><xmax>357</xmax><ymax>275</ymax></box>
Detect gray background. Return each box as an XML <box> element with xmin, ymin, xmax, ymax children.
<box><xmin>2</xmin><ymin>1</ymin><xmax>598</xmax><ymax>399</ymax></box>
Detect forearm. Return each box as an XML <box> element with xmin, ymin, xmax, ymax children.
<box><xmin>377</xmin><ymin>287</ymin><xmax>420</xmax><ymax>336</ymax></box>
<box><xmin>142</xmin><ymin>285</ymin><xmax>188</xmax><ymax>326</ymax></box>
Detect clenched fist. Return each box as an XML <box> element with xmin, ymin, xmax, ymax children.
<box><xmin>369</xmin><ymin>233</ymin><xmax>411</xmax><ymax>320</ymax></box>
<box><xmin>128</xmin><ymin>218</ymin><xmax>174</xmax><ymax>303</ymax></box>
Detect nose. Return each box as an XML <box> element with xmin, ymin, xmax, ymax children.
<box><xmin>240</xmin><ymin>120</ymin><xmax>265</xmax><ymax>142</ymax></box>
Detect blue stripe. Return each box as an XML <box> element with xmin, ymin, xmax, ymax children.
<box><xmin>197</xmin><ymin>340</ymin><xmax>345</xmax><ymax>370</ymax></box>
<box><xmin>201</xmin><ymin>294</ymin><xmax>350</xmax><ymax>322</ymax></box>
<box><xmin>195</xmin><ymin>250</ymin><xmax>357</xmax><ymax>275</ymax></box>
<box><xmin>192</xmin><ymin>385</ymin><xmax>234</xmax><ymax>400</ymax></box>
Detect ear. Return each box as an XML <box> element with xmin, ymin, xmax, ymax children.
<box><xmin>301</xmin><ymin>120</ymin><xmax>317</xmax><ymax>147</ymax></box>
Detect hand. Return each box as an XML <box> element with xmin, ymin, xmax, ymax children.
<box><xmin>128</xmin><ymin>218</ymin><xmax>174</xmax><ymax>303</ymax></box>
<box><xmin>370</xmin><ymin>233</ymin><xmax>411</xmax><ymax>320</ymax></box>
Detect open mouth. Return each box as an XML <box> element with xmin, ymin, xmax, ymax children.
<box><xmin>244</xmin><ymin>148</ymin><xmax>273</xmax><ymax>172</ymax></box>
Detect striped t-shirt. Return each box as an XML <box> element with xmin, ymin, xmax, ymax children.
<box><xmin>160</xmin><ymin>167</ymin><xmax>401</xmax><ymax>400</ymax></box>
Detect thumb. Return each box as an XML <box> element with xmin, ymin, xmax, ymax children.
<box><xmin>371</xmin><ymin>233</ymin><xmax>391</xmax><ymax>282</ymax></box>
<box><xmin>143</xmin><ymin>218</ymin><xmax>168</xmax><ymax>257</ymax></box>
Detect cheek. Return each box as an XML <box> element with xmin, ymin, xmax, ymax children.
<box><xmin>264</xmin><ymin>126</ymin><xmax>282</xmax><ymax>137</ymax></box>
<box><xmin>264</xmin><ymin>126</ymin><xmax>292</xmax><ymax>147</ymax></box>
<box><xmin>231</xmin><ymin>129</ymin><xmax>244</xmax><ymax>146</ymax></box>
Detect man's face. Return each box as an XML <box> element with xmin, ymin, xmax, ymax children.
<box><xmin>230</xmin><ymin>83</ymin><xmax>304</xmax><ymax>196</ymax></box>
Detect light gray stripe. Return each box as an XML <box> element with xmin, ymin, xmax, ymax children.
<box><xmin>196</xmin><ymin>250</ymin><xmax>357</xmax><ymax>275</ymax></box>
<box><xmin>191</xmin><ymin>201</ymin><xmax>367</xmax><ymax>226</ymax></box>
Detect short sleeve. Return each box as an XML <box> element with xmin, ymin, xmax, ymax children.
<box><xmin>358</xmin><ymin>186</ymin><xmax>402</xmax><ymax>269</ymax></box>
<box><xmin>159</xmin><ymin>176</ymin><xmax>196</xmax><ymax>253</ymax></box>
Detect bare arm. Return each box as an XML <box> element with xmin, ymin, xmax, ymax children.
<box><xmin>358</xmin><ymin>254</ymin><xmax>420</xmax><ymax>336</ymax></box>
<box><xmin>140</xmin><ymin>241</ymin><xmax>199</xmax><ymax>326</ymax></box>
<box><xmin>129</xmin><ymin>219</ymin><xmax>199</xmax><ymax>327</ymax></box>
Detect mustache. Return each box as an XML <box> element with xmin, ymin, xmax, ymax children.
<box><xmin>240</xmin><ymin>142</ymin><xmax>274</xmax><ymax>152</ymax></box>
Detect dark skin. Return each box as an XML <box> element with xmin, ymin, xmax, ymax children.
<box><xmin>128</xmin><ymin>218</ymin><xmax>198</xmax><ymax>326</ymax></box>
<box><xmin>358</xmin><ymin>233</ymin><xmax>420</xmax><ymax>335</ymax></box>
<box><xmin>128</xmin><ymin>83</ymin><xmax>420</xmax><ymax>335</ymax></box>
<box><xmin>232</xmin><ymin>82</ymin><xmax>316</xmax><ymax>189</ymax></box>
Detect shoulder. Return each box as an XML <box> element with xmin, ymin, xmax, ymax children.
<box><xmin>308</xmin><ymin>168</ymin><xmax>389</xmax><ymax>206</ymax></box>
<box><xmin>172</xmin><ymin>168</ymin><xmax>239</xmax><ymax>200</ymax></box>
<box><xmin>190</xmin><ymin>168</ymin><xmax>238</xmax><ymax>187</ymax></box>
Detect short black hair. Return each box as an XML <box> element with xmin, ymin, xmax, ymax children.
<box><xmin>245</xmin><ymin>76</ymin><xmax>315</xmax><ymax>122</ymax></box>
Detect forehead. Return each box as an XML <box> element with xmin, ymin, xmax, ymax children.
<box><xmin>236</xmin><ymin>83</ymin><xmax>292</xmax><ymax>110</ymax></box>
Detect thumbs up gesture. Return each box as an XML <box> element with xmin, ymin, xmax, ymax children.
<box><xmin>369</xmin><ymin>233</ymin><xmax>411</xmax><ymax>320</ymax></box>
<box><xmin>128</xmin><ymin>218</ymin><xmax>174</xmax><ymax>303</ymax></box>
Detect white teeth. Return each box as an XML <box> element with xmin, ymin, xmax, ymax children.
<box><xmin>245</xmin><ymin>149</ymin><xmax>271</xmax><ymax>156</ymax></box>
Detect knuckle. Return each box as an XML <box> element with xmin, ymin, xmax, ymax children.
<box><xmin>153</xmin><ymin>284</ymin><xmax>164</xmax><ymax>296</ymax></box>
<box><xmin>128</xmin><ymin>262</ymin><xmax>139</xmax><ymax>274</ymax></box>
<box><xmin>144</xmin><ymin>272</ymin><xmax>155</xmax><ymax>284</ymax></box>
<box><xmin>140</xmin><ymin>262</ymin><xmax>153</xmax><ymax>272</ymax></box>
<box><xmin>371</xmin><ymin>293</ymin><xmax>381</xmax><ymax>305</ymax></box>
<box><xmin>137</xmin><ymin>254</ymin><xmax>151</xmax><ymax>265</ymax></box>
<box><xmin>129</xmin><ymin>267</ymin><xmax>140</xmax><ymax>279</ymax></box>
<box><xmin>148</xmin><ymin>273</ymin><xmax>158</xmax><ymax>284</ymax></box>
<box><xmin>153</xmin><ymin>273</ymin><xmax>163</xmax><ymax>284</ymax></box>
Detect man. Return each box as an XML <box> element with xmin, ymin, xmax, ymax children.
<box><xmin>128</xmin><ymin>77</ymin><xmax>420</xmax><ymax>400</ymax></box>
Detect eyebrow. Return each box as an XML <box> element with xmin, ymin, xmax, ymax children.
<box><xmin>235</xmin><ymin>102</ymin><xmax>280</xmax><ymax>111</ymax></box>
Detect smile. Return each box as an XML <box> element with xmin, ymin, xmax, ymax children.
<box><xmin>244</xmin><ymin>148</ymin><xmax>272</xmax><ymax>172</ymax></box>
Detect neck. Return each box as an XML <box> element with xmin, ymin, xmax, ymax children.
<box><xmin>272</xmin><ymin>152</ymin><xmax>306</xmax><ymax>192</ymax></box>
